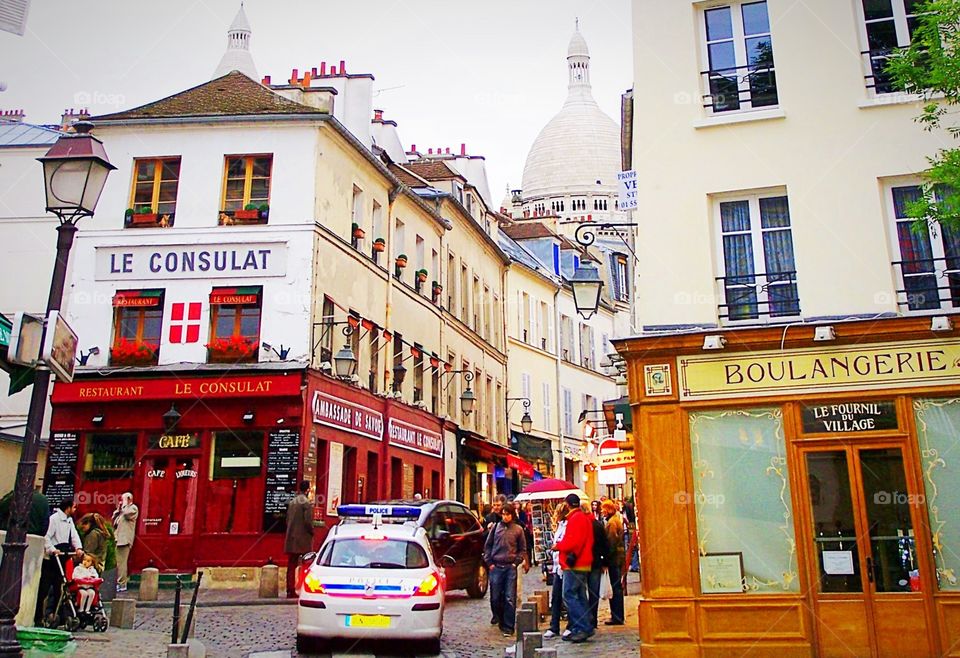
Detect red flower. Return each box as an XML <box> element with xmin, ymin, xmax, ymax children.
<box><xmin>206</xmin><ymin>335</ymin><xmax>257</xmax><ymax>357</ymax></box>
<box><xmin>111</xmin><ymin>338</ymin><xmax>158</xmax><ymax>362</ymax></box>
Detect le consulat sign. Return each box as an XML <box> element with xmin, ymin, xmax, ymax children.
<box><xmin>678</xmin><ymin>339</ymin><xmax>960</xmax><ymax>400</ymax></box>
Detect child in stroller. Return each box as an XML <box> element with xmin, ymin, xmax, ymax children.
<box><xmin>45</xmin><ymin>553</ymin><xmax>109</xmax><ymax>632</ymax></box>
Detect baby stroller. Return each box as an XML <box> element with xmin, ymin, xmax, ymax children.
<box><xmin>44</xmin><ymin>555</ymin><xmax>109</xmax><ymax>632</ymax></box>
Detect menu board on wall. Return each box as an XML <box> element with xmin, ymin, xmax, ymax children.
<box><xmin>44</xmin><ymin>431</ymin><xmax>79</xmax><ymax>507</ymax></box>
<box><xmin>326</xmin><ymin>442</ymin><xmax>344</xmax><ymax>516</ymax></box>
<box><xmin>263</xmin><ymin>429</ymin><xmax>300</xmax><ymax>528</ymax></box>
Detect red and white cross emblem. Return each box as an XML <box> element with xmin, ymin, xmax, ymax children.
<box><xmin>169</xmin><ymin>302</ymin><xmax>202</xmax><ymax>343</ymax></box>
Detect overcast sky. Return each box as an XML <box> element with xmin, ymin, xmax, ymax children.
<box><xmin>0</xmin><ymin>0</ymin><xmax>631</xmax><ymax>203</ymax></box>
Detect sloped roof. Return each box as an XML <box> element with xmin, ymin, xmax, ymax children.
<box><xmin>500</xmin><ymin>221</ymin><xmax>559</xmax><ymax>241</ymax></box>
<box><xmin>498</xmin><ymin>231</ymin><xmax>557</xmax><ymax>283</ymax></box>
<box><xmin>0</xmin><ymin>120</ymin><xmax>61</xmax><ymax>147</ymax></box>
<box><xmin>388</xmin><ymin>163</ymin><xmax>430</xmax><ymax>188</ymax></box>
<box><xmin>93</xmin><ymin>72</ymin><xmax>322</xmax><ymax>122</ymax></box>
<box><xmin>402</xmin><ymin>160</ymin><xmax>465</xmax><ymax>182</ymax></box>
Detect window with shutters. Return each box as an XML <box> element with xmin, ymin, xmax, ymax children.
<box><xmin>563</xmin><ymin>388</ymin><xmax>574</xmax><ymax>436</ymax></box>
<box><xmin>542</xmin><ymin>382</ymin><xmax>552</xmax><ymax>432</ymax></box>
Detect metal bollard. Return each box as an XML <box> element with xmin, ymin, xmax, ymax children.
<box><xmin>170</xmin><ymin>577</ymin><xmax>181</xmax><ymax>645</ymax></box>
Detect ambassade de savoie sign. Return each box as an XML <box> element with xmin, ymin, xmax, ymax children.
<box><xmin>678</xmin><ymin>339</ymin><xmax>960</xmax><ymax>400</ymax></box>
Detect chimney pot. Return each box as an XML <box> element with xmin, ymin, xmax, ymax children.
<box><xmin>428</xmin><ymin>148</ymin><xmax>433</xmax><ymax>154</ymax></box>
<box><xmin>445</xmin><ymin>147</ymin><xmax>450</xmax><ymax>154</ymax></box>
<box><xmin>262</xmin><ymin>75</ymin><xmax>271</xmax><ymax>85</ymax></box>
<box><xmin>302</xmin><ymin>71</ymin><xmax>312</xmax><ymax>87</ymax></box>
<box><xmin>373</xmin><ymin>109</ymin><xmax>383</xmax><ymax>121</ymax></box>
<box><xmin>290</xmin><ymin>68</ymin><xmax>299</xmax><ymax>85</ymax></box>
<box><xmin>410</xmin><ymin>144</ymin><xmax>416</xmax><ymax>152</ymax></box>
<box><xmin>460</xmin><ymin>143</ymin><xmax>466</xmax><ymax>156</ymax></box>
<box><xmin>312</xmin><ymin>67</ymin><xmax>318</xmax><ymax>76</ymax></box>
<box><xmin>339</xmin><ymin>59</ymin><xmax>346</xmax><ymax>74</ymax></box>
<box><xmin>320</xmin><ymin>62</ymin><xmax>327</xmax><ymax>76</ymax></box>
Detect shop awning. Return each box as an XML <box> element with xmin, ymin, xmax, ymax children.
<box><xmin>113</xmin><ymin>289</ymin><xmax>163</xmax><ymax>307</ymax></box>
<box><xmin>210</xmin><ymin>286</ymin><xmax>260</xmax><ymax>305</ymax></box>
<box><xmin>507</xmin><ymin>454</ymin><xmax>535</xmax><ymax>478</ymax></box>
<box><xmin>460</xmin><ymin>432</ymin><xmax>510</xmax><ymax>460</ymax></box>
<box><xmin>603</xmin><ymin>395</ymin><xmax>631</xmax><ymax>433</ymax></box>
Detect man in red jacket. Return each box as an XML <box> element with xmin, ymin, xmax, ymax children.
<box><xmin>553</xmin><ymin>493</ymin><xmax>594</xmax><ymax>643</ymax></box>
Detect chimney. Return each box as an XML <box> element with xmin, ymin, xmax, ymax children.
<box><xmin>428</xmin><ymin>148</ymin><xmax>433</xmax><ymax>155</ymax></box>
<box><xmin>261</xmin><ymin>75</ymin><xmax>272</xmax><ymax>85</ymax></box>
<box><xmin>0</xmin><ymin>109</ymin><xmax>25</xmax><ymax>123</ymax></box>
<box><xmin>330</xmin><ymin>65</ymin><xmax>337</xmax><ymax>76</ymax></box>
<box><xmin>460</xmin><ymin>143</ymin><xmax>466</xmax><ymax>156</ymax></box>
<box><xmin>339</xmin><ymin>59</ymin><xmax>346</xmax><ymax>74</ymax></box>
<box><xmin>311</xmin><ymin>67</ymin><xmax>318</xmax><ymax>77</ymax></box>
<box><xmin>320</xmin><ymin>62</ymin><xmax>327</xmax><ymax>77</ymax></box>
<box><xmin>289</xmin><ymin>68</ymin><xmax>299</xmax><ymax>85</ymax></box>
<box><xmin>302</xmin><ymin>71</ymin><xmax>312</xmax><ymax>88</ymax></box>
<box><xmin>60</xmin><ymin>108</ymin><xmax>90</xmax><ymax>131</ymax></box>
<box><xmin>373</xmin><ymin>109</ymin><xmax>384</xmax><ymax>121</ymax></box>
<box><xmin>445</xmin><ymin>147</ymin><xmax>450</xmax><ymax>154</ymax></box>
<box><xmin>410</xmin><ymin>144</ymin><xmax>417</xmax><ymax>152</ymax></box>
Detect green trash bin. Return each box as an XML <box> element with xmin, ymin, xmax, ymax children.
<box><xmin>16</xmin><ymin>627</ymin><xmax>76</xmax><ymax>655</ymax></box>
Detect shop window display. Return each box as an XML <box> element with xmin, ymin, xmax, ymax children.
<box><xmin>688</xmin><ymin>407</ymin><xmax>798</xmax><ymax>593</ymax></box>
<box><xmin>914</xmin><ymin>398</ymin><xmax>960</xmax><ymax>591</ymax></box>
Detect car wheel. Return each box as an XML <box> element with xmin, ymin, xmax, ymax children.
<box><xmin>296</xmin><ymin>634</ymin><xmax>327</xmax><ymax>655</ymax></box>
<box><xmin>466</xmin><ymin>564</ymin><xmax>488</xmax><ymax>598</ymax></box>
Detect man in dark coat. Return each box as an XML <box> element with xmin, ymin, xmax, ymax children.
<box><xmin>284</xmin><ymin>480</ymin><xmax>315</xmax><ymax>598</ymax></box>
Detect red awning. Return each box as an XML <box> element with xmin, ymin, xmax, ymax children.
<box><xmin>210</xmin><ymin>287</ymin><xmax>260</xmax><ymax>305</ymax></box>
<box><xmin>112</xmin><ymin>289</ymin><xmax>162</xmax><ymax>307</ymax></box>
<box><xmin>507</xmin><ymin>454</ymin><xmax>535</xmax><ymax>478</ymax></box>
<box><xmin>463</xmin><ymin>434</ymin><xmax>510</xmax><ymax>460</ymax></box>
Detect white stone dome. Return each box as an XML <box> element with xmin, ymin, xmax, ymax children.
<box><xmin>520</xmin><ymin>26</ymin><xmax>620</xmax><ymax>200</ymax></box>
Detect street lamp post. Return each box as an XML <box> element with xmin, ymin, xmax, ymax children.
<box><xmin>506</xmin><ymin>397</ymin><xmax>533</xmax><ymax>433</ymax></box>
<box><xmin>569</xmin><ymin>221</ymin><xmax>639</xmax><ymax>320</ymax></box>
<box><xmin>0</xmin><ymin>122</ymin><xmax>114</xmax><ymax>655</ymax></box>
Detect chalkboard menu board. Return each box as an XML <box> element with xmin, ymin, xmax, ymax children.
<box><xmin>44</xmin><ymin>431</ymin><xmax>79</xmax><ymax>507</ymax></box>
<box><xmin>263</xmin><ymin>429</ymin><xmax>300</xmax><ymax>531</ymax></box>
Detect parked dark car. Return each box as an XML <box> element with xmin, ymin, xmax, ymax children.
<box><xmin>370</xmin><ymin>499</ymin><xmax>487</xmax><ymax>598</ymax></box>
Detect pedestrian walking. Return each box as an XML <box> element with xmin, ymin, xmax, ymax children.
<box><xmin>482</xmin><ymin>502</ymin><xmax>529</xmax><ymax>637</ymax></box>
<box><xmin>601</xmin><ymin>499</ymin><xmax>626</xmax><ymax>625</ymax></box>
<box><xmin>553</xmin><ymin>493</ymin><xmax>593</xmax><ymax>643</ymax></box>
<box><xmin>284</xmin><ymin>480</ymin><xmax>316</xmax><ymax>598</ymax></box>
<box><xmin>586</xmin><ymin>504</ymin><xmax>610</xmax><ymax>629</ymax></box>
<box><xmin>543</xmin><ymin>502</ymin><xmax>569</xmax><ymax>639</ymax></box>
<box><xmin>37</xmin><ymin>498</ymin><xmax>83</xmax><ymax>625</ymax></box>
<box><xmin>112</xmin><ymin>492</ymin><xmax>139</xmax><ymax>593</ymax></box>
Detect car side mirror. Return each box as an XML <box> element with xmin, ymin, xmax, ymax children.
<box><xmin>439</xmin><ymin>554</ymin><xmax>456</xmax><ymax>567</ymax></box>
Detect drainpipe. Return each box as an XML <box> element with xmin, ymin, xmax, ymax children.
<box><xmin>381</xmin><ymin>184</ymin><xmax>399</xmax><ymax>499</ymax></box>
<box><xmin>553</xmin><ymin>284</ymin><xmax>564</xmax><ymax>480</ymax></box>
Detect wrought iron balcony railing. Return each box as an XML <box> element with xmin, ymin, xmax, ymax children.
<box><xmin>700</xmin><ymin>62</ymin><xmax>779</xmax><ymax>113</ymax></box>
<box><xmin>715</xmin><ymin>270</ymin><xmax>800</xmax><ymax>324</ymax></box>
<box><xmin>892</xmin><ymin>258</ymin><xmax>960</xmax><ymax>313</ymax></box>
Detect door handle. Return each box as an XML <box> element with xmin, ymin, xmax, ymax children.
<box><xmin>865</xmin><ymin>556</ymin><xmax>874</xmax><ymax>583</ymax></box>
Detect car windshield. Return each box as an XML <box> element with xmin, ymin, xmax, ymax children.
<box><xmin>318</xmin><ymin>538</ymin><xmax>429</xmax><ymax>569</ymax></box>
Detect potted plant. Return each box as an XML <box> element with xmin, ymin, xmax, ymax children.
<box><xmin>395</xmin><ymin>254</ymin><xmax>408</xmax><ymax>268</ymax></box>
<box><xmin>372</xmin><ymin>237</ymin><xmax>386</xmax><ymax>253</ymax></box>
<box><xmin>431</xmin><ymin>281</ymin><xmax>442</xmax><ymax>303</ymax></box>
<box><xmin>352</xmin><ymin>223</ymin><xmax>366</xmax><ymax>240</ymax></box>
<box><xmin>206</xmin><ymin>335</ymin><xmax>258</xmax><ymax>362</ymax></box>
<box><xmin>416</xmin><ymin>269</ymin><xmax>428</xmax><ymax>283</ymax></box>
<box><xmin>124</xmin><ymin>208</ymin><xmax>134</xmax><ymax>226</ymax></box>
<box><xmin>233</xmin><ymin>203</ymin><xmax>262</xmax><ymax>221</ymax></box>
<box><xmin>258</xmin><ymin>203</ymin><xmax>269</xmax><ymax>220</ymax></box>
<box><xmin>130</xmin><ymin>205</ymin><xmax>158</xmax><ymax>226</ymax></box>
<box><xmin>110</xmin><ymin>338</ymin><xmax>158</xmax><ymax>365</ymax></box>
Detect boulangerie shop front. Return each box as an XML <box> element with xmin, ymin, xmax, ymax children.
<box><xmin>613</xmin><ymin>316</ymin><xmax>960</xmax><ymax>658</ymax></box>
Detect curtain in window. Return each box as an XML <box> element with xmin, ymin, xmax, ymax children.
<box><xmin>689</xmin><ymin>408</ymin><xmax>798</xmax><ymax>593</ymax></box>
<box><xmin>760</xmin><ymin>197</ymin><xmax>799</xmax><ymax>316</ymax></box>
<box><xmin>721</xmin><ymin>201</ymin><xmax>757</xmax><ymax>320</ymax></box>
<box><xmin>913</xmin><ymin>399</ymin><xmax>960</xmax><ymax>591</ymax></box>
<box><xmin>894</xmin><ymin>186</ymin><xmax>939</xmax><ymax>310</ymax></box>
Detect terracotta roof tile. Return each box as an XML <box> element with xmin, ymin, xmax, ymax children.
<box><xmin>500</xmin><ymin>221</ymin><xmax>559</xmax><ymax>241</ymax></box>
<box><xmin>93</xmin><ymin>71</ymin><xmax>323</xmax><ymax>121</ymax></box>
<box><xmin>402</xmin><ymin>160</ymin><xmax>465</xmax><ymax>182</ymax></box>
<box><xmin>388</xmin><ymin>163</ymin><xmax>429</xmax><ymax>188</ymax></box>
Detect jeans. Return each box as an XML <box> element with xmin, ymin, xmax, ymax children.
<box><xmin>587</xmin><ymin>568</ymin><xmax>602</xmax><ymax>629</ymax></box>
<box><xmin>549</xmin><ymin>571</ymin><xmax>564</xmax><ymax>633</ymax></box>
<box><xmin>607</xmin><ymin>564</ymin><xmax>625</xmax><ymax>623</ymax></box>
<box><xmin>561</xmin><ymin>569</ymin><xmax>591</xmax><ymax>635</ymax></box>
<box><xmin>488</xmin><ymin>564</ymin><xmax>518</xmax><ymax>632</ymax></box>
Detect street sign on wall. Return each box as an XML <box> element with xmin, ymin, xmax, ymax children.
<box><xmin>617</xmin><ymin>170</ymin><xmax>638</xmax><ymax>210</ymax></box>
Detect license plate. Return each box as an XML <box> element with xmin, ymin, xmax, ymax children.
<box><xmin>345</xmin><ymin>614</ymin><xmax>391</xmax><ymax>628</ymax></box>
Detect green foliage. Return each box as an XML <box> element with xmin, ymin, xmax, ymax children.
<box><xmin>244</xmin><ymin>203</ymin><xmax>258</xmax><ymax>211</ymax></box>
<box><xmin>886</xmin><ymin>0</ymin><xmax>960</xmax><ymax>229</ymax></box>
<box><xmin>135</xmin><ymin>206</ymin><xmax>153</xmax><ymax>215</ymax></box>
<box><xmin>258</xmin><ymin>203</ymin><xmax>269</xmax><ymax>212</ymax></box>
<box><xmin>124</xmin><ymin>208</ymin><xmax>134</xmax><ymax>218</ymax></box>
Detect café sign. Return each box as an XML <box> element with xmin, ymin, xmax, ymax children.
<box><xmin>678</xmin><ymin>339</ymin><xmax>960</xmax><ymax>400</ymax></box>
<box><xmin>801</xmin><ymin>401</ymin><xmax>897</xmax><ymax>433</ymax></box>
<box><xmin>312</xmin><ymin>391</ymin><xmax>383</xmax><ymax>441</ymax></box>
<box><xmin>149</xmin><ymin>433</ymin><xmax>200</xmax><ymax>450</ymax></box>
<box><xmin>388</xmin><ymin>418</ymin><xmax>443</xmax><ymax>458</ymax></box>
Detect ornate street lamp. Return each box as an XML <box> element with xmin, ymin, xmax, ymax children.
<box><xmin>392</xmin><ymin>362</ymin><xmax>407</xmax><ymax>392</ymax></box>
<box><xmin>460</xmin><ymin>385</ymin><xmax>476</xmax><ymax>415</ymax></box>
<box><xmin>162</xmin><ymin>403</ymin><xmax>182</xmax><ymax>433</ymax></box>
<box><xmin>0</xmin><ymin>122</ymin><xmax>114</xmax><ymax>656</ymax></box>
<box><xmin>333</xmin><ymin>342</ymin><xmax>358</xmax><ymax>379</ymax></box>
<box><xmin>570</xmin><ymin>260</ymin><xmax>604</xmax><ymax>320</ymax></box>
<box><xmin>507</xmin><ymin>397</ymin><xmax>533</xmax><ymax>433</ymax></box>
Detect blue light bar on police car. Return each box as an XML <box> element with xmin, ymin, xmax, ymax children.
<box><xmin>337</xmin><ymin>504</ymin><xmax>421</xmax><ymax>518</ymax></box>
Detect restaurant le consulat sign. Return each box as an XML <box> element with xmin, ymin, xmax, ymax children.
<box><xmin>678</xmin><ymin>339</ymin><xmax>960</xmax><ymax>400</ymax></box>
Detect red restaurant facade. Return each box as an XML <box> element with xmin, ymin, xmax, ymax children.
<box><xmin>47</xmin><ymin>367</ymin><xmax>447</xmax><ymax>572</ymax></box>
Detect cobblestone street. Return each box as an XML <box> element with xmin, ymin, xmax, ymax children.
<box><xmin>73</xmin><ymin>570</ymin><xmax>640</xmax><ymax>657</ymax></box>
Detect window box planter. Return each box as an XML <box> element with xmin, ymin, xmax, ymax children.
<box><xmin>206</xmin><ymin>336</ymin><xmax>258</xmax><ymax>363</ymax></box>
<box><xmin>110</xmin><ymin>339</ymin><xmax>158</xmax><ymax>366</ymax></box>
<box><xmin>233</xmin><ymin>209</ymin><xmax>261</xmax><ymax>221</ymax></box>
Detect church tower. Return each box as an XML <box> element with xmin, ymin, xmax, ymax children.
<box><xmin>567</xmin><ymin>20</ymin><xmax>591</xmax><ymax>91</ymax></box>
<box><xmin>212</xmin><ymin>3</ymin><xmax>258</xmax><ymax>80</ymax></box>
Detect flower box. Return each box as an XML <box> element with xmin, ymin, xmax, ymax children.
<box><xmin>206</xmin><ymin>336</ymin><xmax>258</xmax><ymax>363</ymax></box>
<box><xmin>233</xmin><ymin>209</ymin><xmax>261</xmax><ymax>221</ymax></box>
<box><xmin>110</xmin><ymin>339</ymin><xmax>158</xmax><ymax>366</ymax></box>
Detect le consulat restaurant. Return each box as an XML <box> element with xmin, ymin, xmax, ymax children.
<box><xmin>613</xmin><ymin>315</ymin><xmax>960</xmax><ymax>658</ymax></box>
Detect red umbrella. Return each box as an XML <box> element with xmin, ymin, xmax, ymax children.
<box><xmin>514</xmin><ymin>478</ymin><xmax>587</xmax><ymax>502</ymax></box>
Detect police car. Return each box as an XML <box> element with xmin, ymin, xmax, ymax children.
<box><xmin>296</xmin><ymin>505</ymin><xmax>447</xmax><ymax>655</ymax></box>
